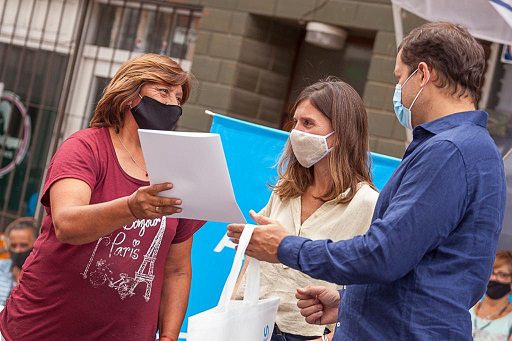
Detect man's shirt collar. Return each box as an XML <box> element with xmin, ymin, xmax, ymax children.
<box><xmin>414</xmin><ymin>110</ymin><xmax>488</xmax><ymax>136</ymax></box>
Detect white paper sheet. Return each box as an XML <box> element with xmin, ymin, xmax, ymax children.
<box><xmin>138</xmin><ymin>129</ymin><xmax>246</xmax><ymax>224</ymax></box>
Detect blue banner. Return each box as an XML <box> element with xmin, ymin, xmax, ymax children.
<box><xmin>179</xmin><ymin>114</ymin><xmax>401</xmax><ymax>339</ymax></box>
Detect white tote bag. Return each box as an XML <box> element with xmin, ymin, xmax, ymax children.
<box><xmin>187</xmin><ymin>224</ymin><xmax>280</xmax><ymax>341</ymax></box>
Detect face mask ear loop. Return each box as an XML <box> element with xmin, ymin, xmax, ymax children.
<box><xmin>324</xmin><ymin>131</ymin><xmax>335</xmax><ymax>153</ymax></box>
<box><xmin>401</xmin><ymin>69</ymin><xmax>418</xmax><ymax>89</ymax></box>
<box><xmin>129</xmin><ymin>83</ymin><xmax>145</xmax><ymax>110</ymax></box>
<box><xmin>132</xmin><ymin>93</ymin><xmax>143</xmax><ymax>109</ymax></box>
<box><xmin>134</xmin><ymin>82</ymin><xmax>144</xmax><ymax>103</ymax></box>
<box><xmin>408</xmin><ymin>71</ymin><xmax>430</xmax><ymax>112</ymax></box>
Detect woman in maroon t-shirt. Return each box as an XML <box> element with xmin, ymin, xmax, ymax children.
<box><xmin>0</xmin><ymin>54</ymin><xmax>204</xmax><ymax>341</ymax></box>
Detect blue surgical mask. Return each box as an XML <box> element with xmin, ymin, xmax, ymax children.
<box><xmin>393</xmin><ymin>69</ymin><xmax>425</xmax><ymax>130</ymax></box>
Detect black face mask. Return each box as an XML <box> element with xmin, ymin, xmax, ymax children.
<box><xmin>486</xmin><ymin>280</ymin><xmax>512</xmax><ymax>300</ymax></box>
<box><xmin>9</xmin><ymin>248</ymin><xmax>32</xmax><ymax>269</ymax></box>
<box><xmin>131</xmin><ymin>96</ymin><xmax>182</xmax><ymax>131</ymax></box>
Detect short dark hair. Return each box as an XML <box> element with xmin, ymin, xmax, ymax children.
<box><xmin>5</xmin><ymin>217</ymin><xmax>38</xmax><ymax>240</ymax></box>
<box><xmin>398</xmin><ymin>22</ymin><xmax>485</xmax><ymax>104</ymax></box>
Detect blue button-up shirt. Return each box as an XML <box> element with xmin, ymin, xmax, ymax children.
<box><xmin>278</xmin><ymin>111</ymin><xmax>506</xmax><ymax>340</ymax></box>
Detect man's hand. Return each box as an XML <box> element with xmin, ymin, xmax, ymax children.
<box><xmin>296</xmin><ymin>286</ymin><xmax>340</xmax><ymax>325</ymax></box>
<box><xmin>227</xmin><ymin>210</ymin><xmax>289</xmax><ymax>263</ymax></box>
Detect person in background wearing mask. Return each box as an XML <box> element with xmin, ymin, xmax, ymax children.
<box><xmin>4</xmin><ymin>217</ymin><xmax>37</xmax><ymax>286</ymax></box>
<box><xmin>228</xmin><ymin>22</ymin><xmax>506</xmax><ymax>340</ymax></box>
<box><xmin>233</xmin><ymin>78</ymin><xmax>378</xmax><ymax>341</ymax></box>
<box><xmin>0</xmin><ymin>228</ymin><xmax>14</xmax><ymax>306</ymax></box>
<box><xmin>471</xmin><ymin>251</ymin><xmax>512</xmax><ymax>340</ymax></box>
<box><xmin>0</xmin><ymin>54</ymin><xmax>205</xmax><ymax>341</ymax></box>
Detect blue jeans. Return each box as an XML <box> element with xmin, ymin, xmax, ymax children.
<box><xmin>271</xmin><ymin>325</ymin><xmax>322</xmax><ymax>341</ymax></box>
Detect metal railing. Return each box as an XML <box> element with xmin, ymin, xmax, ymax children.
<box><xmin>0</xmin><ymin>0</ymin><xmax>202</xmax><ymax>228</ymax></box>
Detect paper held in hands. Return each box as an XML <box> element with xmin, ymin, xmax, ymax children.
<box><xmin>138</xmin><ymin>129</ymin><xmax>246</xmax><ymax>224</ymax></box>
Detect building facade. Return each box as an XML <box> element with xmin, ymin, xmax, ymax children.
<box><xmin>0</xmin><ymin>0</ymin><xmax>510</xmax><ymax>224</ymax></box>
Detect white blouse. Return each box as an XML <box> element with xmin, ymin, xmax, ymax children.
<box><xmin>236</xmin><ymin>183</ymin><xmax>379</xmax><ymax>337</ymax></box>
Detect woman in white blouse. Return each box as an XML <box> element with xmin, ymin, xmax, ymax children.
<box><xmin>234</xmin><ymin>78</ymin><xmax>379</xmax><ymax>341</ymax></box>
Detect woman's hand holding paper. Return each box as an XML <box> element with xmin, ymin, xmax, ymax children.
<box><xmin>127</xmin><ymin>182</ymin><xmax>182</xmax><ymax>219</ymax></box>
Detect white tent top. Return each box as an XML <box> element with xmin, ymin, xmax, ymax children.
<box><xmin>391</xmin><ymin>0</ymin><xmax>512</xmax><ymax>45</ymax></box>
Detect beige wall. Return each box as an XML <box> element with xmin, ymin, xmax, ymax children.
<box><xmin>180</xmin><ymin>0</ymin><xmax>426</xmax><ymax>158</ymax></box>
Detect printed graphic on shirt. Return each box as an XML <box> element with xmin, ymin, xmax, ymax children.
<box><xmin>81</xmin><ymin>217</ymin><xmax>166</xmax><ymax>302</ymax></box>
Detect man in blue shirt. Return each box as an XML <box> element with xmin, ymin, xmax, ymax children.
<box><xmin>228</xmin><ymin>22</ymin><xmax>506</xmax><ymax>340</ymax></box>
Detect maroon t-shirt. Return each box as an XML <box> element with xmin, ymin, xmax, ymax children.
<box><xmin>0</xmin><ymin>128</ymin><xmax>204</xmax><ymax>340</ymax></box>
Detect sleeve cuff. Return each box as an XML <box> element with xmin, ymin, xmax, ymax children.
<box><xmin>277</xmin><ymin>235</ymin><xmax>309</xmax><ymax>270</ymax></box>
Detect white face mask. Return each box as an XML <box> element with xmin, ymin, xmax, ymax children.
<box><xmin>289</xmin><ymin>129</ymin><xmax>334</xmax><ymax>168</ymax></box>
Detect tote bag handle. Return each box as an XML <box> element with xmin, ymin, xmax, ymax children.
<box><xmin>217</xmin><ymin>224</ymin><xmax>260</xmax><ymax>308</ymax></box>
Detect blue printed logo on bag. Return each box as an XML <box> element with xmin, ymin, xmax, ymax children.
<box><xmin>187</xmin><ymin>225</ymin><xmax>280</xmax><ymax>341</ymax></box>
<box><xmin>263</xmin><ymin>324</ymin><xmax>270</xmax><ymax>341</ymax></box>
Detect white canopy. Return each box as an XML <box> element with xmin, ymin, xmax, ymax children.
<box><xmin>391</xmin><ymin>0</ymin><xmax>512</xmax><ymax>45</ymax></box>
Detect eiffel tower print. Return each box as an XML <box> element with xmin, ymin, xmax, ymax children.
<box><xmin>114</xmin><ymin>218</ymin><xmax>167</xmax><ymax>302</ymax></box>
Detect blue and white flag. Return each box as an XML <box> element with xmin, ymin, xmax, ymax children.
<box><xmin>179</xmin><ymin>113</ymin><xmax>400</xmax><ymax>339</ymax></box>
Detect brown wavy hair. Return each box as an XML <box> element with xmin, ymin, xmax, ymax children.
<box><xmin>90</xmin><ymin>53</ymin><xmax>191</xmax><ymax>133</ymax></box>
<box><xmin>273</xmin><ymin>78</ymin><xmax>375</xmax><ymax>204</ymax></box>
<box><xmin>399</xmin><ymin>22</ymin><xmax>485</xmax><ymax>104</ymax></box>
